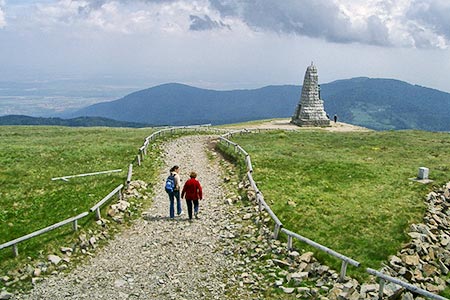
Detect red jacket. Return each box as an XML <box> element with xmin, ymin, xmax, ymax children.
<box><xmin>181</xmin><ymin>178</ymin><xmax>203</xmax><ymax>200</ymax></box>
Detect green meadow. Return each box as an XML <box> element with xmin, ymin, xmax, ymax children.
<box><xmin>0</xmin><ymin>126</ymin><xmax>160</xmax><ymax>277</ymax></box>
<box><xmin>226</xmin><ymin>129</ymin><xmax>450</xmax><ymax>279</ymax></box>
<box><xmin>2</xmin><ymin>125</ymin><xmax>450</xmax><ymax>296</ymax></box>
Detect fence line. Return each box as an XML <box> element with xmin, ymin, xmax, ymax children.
<box><xmin>51</xmin><ymin>169</ymin><xmax>122</xmax><ymax>181</ymax></box>
<box><xmin>281</xmin><ymin>228</ymin><xmax>360</xmax><ymax>281</ymax></box>
<box><xmin>217</xmin><ymin>131</ymin><xmax>448</xmax><ymax>299</ymax></box>
<box><xmin>0</xmin><ymin>212</ymin><xmax>88</xmax><ymax>257</ymax></box>
<box><xmin>2</xmin><ymin>125</ymin><xmax>448</xmax><ymax>299</ymax></box>
<box><xmin>0</xmin><ymin>124</ymin><xmax>222</xmax><ymax>259</ymax></box>
<box><xmin>367</xmin><ymin>268</ymin><xmax>448</xmax><ymax>300</ymax></box>
<box><xmin>90</xmin><ymin>184</ymin><xmax>124</xmax><ymax>220</ymax></box>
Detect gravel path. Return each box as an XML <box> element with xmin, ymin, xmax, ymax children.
<box><xmin>15</xmin><ymin>135</ymin><xmax>251</xmax><ymax>300</ymax></box>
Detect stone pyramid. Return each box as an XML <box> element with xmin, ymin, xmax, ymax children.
<box><xmin>291</xmin><ymin>62</ymin><xmax>330</xmax><ymax>127</ymax></box>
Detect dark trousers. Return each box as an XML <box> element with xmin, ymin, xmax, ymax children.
<box><xmin>185</xmin><ymin>199</ymin><xmax>199</xmax><ymax>219</ymax></box>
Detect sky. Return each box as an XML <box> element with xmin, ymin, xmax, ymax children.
<box><xmin>1</xmin><ymin>0</ymin><xmax>450</xmax><ymax>93</ymax></box>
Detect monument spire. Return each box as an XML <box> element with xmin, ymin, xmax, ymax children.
<box><xmin>291</xmin><ymin>63</ymin><xmax>330</xmax><ymax>127</ymax></box>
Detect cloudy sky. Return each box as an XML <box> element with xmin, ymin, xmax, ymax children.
<box><xmin>1</xmin><ymin>0</ymin><xmax>450</xmax><ymax>92</ymax></box>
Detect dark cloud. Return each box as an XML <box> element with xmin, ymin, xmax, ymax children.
<box><xmin>58</xmin><ymin>0</ymin><xmax>450</xmax><ymax>48</ymax></box>
<box><xmin>208</xmin><ymin>0</ymin><xmax>448</xmax><ymax>48</ymax></box>
<box><xmin>208</xmin><ymin>0</ymin><xmax>390</xmax><ymax>46</ymax></box>
<box><xmin>189</xmin><ymin>15</ymin><xmax>230</xmax><ymax>31</ymax></box>
<box><xmin>407</xmin><ymin>0</ymin><xmax>450</xmax><ymax>42</ymax></box>
<box><xmin>77</xmin><ymin>0</ymin><xmax>107</xmax><ymax>16</ymax></box>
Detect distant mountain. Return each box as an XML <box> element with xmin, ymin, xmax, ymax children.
<box><xmin>0</xmin><ymin>115</ymin><xmax>149</xmax><ymax>128</ymax></box>
<box><xmin>66</xmin><ymin>83</ymin><xmax>299</xmax><ymax>126</ymax></box>
<box><xmin>66</xmin><ymin>79</ymin><xmax>450</xmax><ymax>131</ymax></box>
<box><xmin>321</xmin><ymin>77</ymin><xmax>450</xmax><ymax>131</ymax></box>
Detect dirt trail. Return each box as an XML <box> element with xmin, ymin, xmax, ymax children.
<box><xmin>15</xmin><ymin>135</ymin><xmax>249</xmax><ymax>300</ymax></box>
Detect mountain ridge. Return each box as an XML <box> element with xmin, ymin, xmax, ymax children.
<box><xmin>0</xmin><ymin>115</ymin><xmax>150</xmax><ymax>128</ymax></box>
<box><xmin>39</xmin><ymin>78</ymin><xmax>450</xmax><ymax>131</ymax></box>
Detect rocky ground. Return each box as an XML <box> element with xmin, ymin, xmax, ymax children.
<box><xmin>8</xmin><ymin>135</ymin><xmax>265</xmax><ymax>300</ymax></box>
<box><xmin>3</xmin><ymin>130</ymin><xmax>449</xmax><ymax>300</ymax></box>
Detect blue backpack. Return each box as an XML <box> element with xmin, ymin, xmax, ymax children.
<box><xmin>165</xmin><ymin>174</ymin><xmax>175</xmax><ymax>193</ymax></box>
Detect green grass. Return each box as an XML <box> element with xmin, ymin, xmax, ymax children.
<box><xmin>227</xmin><ymin>130</ymin><xmax>450</xmax><ymax>279</ymax></box>
<box><xmin>0</xmin><ymin>126</ymin><xmax>160</xmax><ymax>280</ymax></box>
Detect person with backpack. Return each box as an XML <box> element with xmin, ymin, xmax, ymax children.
<box><xmin>166</xmin><ymin>165</ymin><xmax>182</xmax><ymax>219</ymax></box>
<box><xmin>181</xmin><ymin>171</ymin><xmax>203</xmax><ymax>221</ymax></box>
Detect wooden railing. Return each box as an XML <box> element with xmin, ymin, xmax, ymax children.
<box><xmin>90</xmin><ymin>184</ymin><xmax>123</xmax><ymax>220</ymax></box>
<box><xmin>0</xmin><ymin>212</ymin><xmax>88</xmax><ymax>257</ymax></box>
<box><xmin>2</xmin><ymin>125</ymin><xmax>447</xmax><ymax>299</ymax></box>
<box><xmin>367</xmin><ymin>268</ymin><xmax>448</xmax><ymax>300</ymax></box>
<box><xmin>0</xmin><ymin>183</ymin><xmax>124</xmax><ymax>257</ymax></box>
<box><xmin>0</xmin><ymin>124</ymin><xmax>222</xmax><ymax>257</ymax></box>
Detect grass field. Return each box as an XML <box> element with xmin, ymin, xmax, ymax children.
<box><xmin>225</xmin><ymin>129</ymin><xmax>450</xmax><ymax>280</ymax></box>
<box><xmin>0</xmin><ymin>126</ymin><xmax>160</xmax><ymax>280</ymax></box>
<box><xmin>2</xmin><ymin>125</ymin><xmax>450</xmax><ymax>296</ymax></box>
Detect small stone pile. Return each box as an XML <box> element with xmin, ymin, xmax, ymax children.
<box><xmin>0</xmin><ymin>180</ymin><xmax>148</xmax><ymax>298</ymax></box>
<box><xmin>107</xmin><ymin>180</ymin><xmax>149</xmax><ymax>223</ymax></box>
<box><xmin>381</xmin><ymin>182</ymin><xmax>450</xmax><ymax>294</ymax></box>
<box><xmin>233</xmin><ymin>175</ymin><xmax>450</xmax><ymax>299</ymax></box>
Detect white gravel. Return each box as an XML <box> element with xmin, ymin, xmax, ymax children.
<box><xmin>15</xmin><ymin>135</ymin><xmax>253</xmax><ymax>300</ymax></box>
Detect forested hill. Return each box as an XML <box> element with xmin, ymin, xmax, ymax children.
<box><xmin>321</xmin><ymin>77</ymin><xmax>450</xmax><ymax>131</ymax></box>
<box><xmin>0</xmin><ymin>115</ymin><xmax>149</xmax><ymax>128</ymax></box>
<box><xmin>63</xmin><ymin>78</ymin><xmax>450</xmax><ymax>131</ymax></box>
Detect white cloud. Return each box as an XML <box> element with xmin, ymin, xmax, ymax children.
<box><xmin>0</xmin><ymin>0</ymin><xmax>6</xmax><ymax>28</ymax></box>
<box><xmin>3</xmin><ymin>0</ymin><xmax>450</xmax><ymax>48</ymax></box>
<box><xmin>25</xmin><ymin>0</ymin><xmax>231</xmax><ymax>35</ymax></box>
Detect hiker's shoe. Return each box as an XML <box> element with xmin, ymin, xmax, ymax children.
<box><xmin>194</xmin><ymin>212</ymin><xmax>199</xmax><ymax>219</ymax></box>
<box><xmin>177</xmin><ymin>210</ymin><xmax>183</xmax><ymax>216</ymax></box>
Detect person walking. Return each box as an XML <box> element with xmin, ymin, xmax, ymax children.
<box><xmin>167</xmin><ymin>165</ymin><xmax>182</xmax><ymax>219</ymax></box>
<box><xmin>181</xmin><ymin>171</ymin><xmax>203</xmax><ymax>221</ymax></box>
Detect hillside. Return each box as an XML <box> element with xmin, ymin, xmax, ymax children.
<box><xmin>66</xmin><ymin>79</ymin><xmax>450</xmax><ymax>131</ymax></box>
<box><xmin>321</xmin><ymin>77</ymin><xmax>450</xmax><ymax>131</ymax></box>
<box><xmin>66</xmin><ymin>83</ymin><xmax>298</xmax><ymax>126</ymax></box>
<box><xmin>0</xmin><ymin>115</ymin><xmax>149</xmax><ymax>127</ymax></box>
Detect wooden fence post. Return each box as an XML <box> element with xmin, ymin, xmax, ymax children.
<box><xmin>273</xmin><ymin>224</ymin><xmax>281</xmax><ymax>239</ymax></box>
<box><xmin>72</xmin><ymin>219</ymin><xmax>78</xmax><ymax>231</ymax></box>
<box><xmin>257</xmin><ymin>192</ymin><xmax>262</xmax><ymax>212</ymax></box>
<box><xmin>339</xmin><ymin>261</ymin><xmax>348</xmax><ymax>282</ymax></box>
<box><xmin>378</xmin><ymin>278</ymin><xmax>385</xmax><ymax>299</ymax></box>
<box><xmin>137</xmin><ymin>154</ymin><xmax>141</xmax><ymax>166</ymax></box>
<box><xmin>287</xmin><ymin>235</ymin><xmax>293</xmax><ymax>250</ymax></box>
<box><xmin>126</xmin><ymin>164</ymin><xmax>133</xmax><ymax>189</ymax></box>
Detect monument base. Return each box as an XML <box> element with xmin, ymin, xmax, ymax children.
<box><xmin>291</xmin><ymin>118</ymin><xmax>331</xmax><ymax>127</ymax></box>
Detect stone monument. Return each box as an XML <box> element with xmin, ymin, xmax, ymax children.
<box><xmin>291</xmin><ymin>62</ymin><xmax>330</xmax><ymax>127</ymax></box>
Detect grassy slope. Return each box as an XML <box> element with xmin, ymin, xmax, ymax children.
<box><xmin>230</xmin><ymin>130</ymin><xmax>450</xmax><ymax>279</ymax></box>
<box><xmin>2</xmin><ymin>125</ymin><xmax>450</xmax><ymax>295</ymax></box>
<box><xmin>0</xmin><ymin>126</ymin><xmax>159</xmax><ymax>277</ymax></box>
